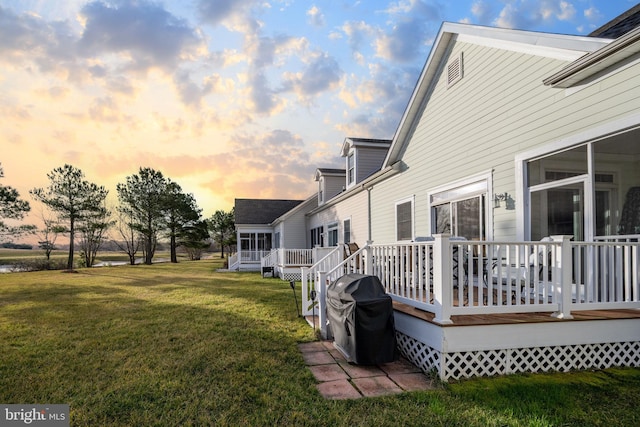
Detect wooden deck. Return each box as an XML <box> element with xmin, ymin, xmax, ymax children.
<box><xmin>393</xmin><ymin>300</ymin><xmax>640</xmax><ymax>326</ymax></box>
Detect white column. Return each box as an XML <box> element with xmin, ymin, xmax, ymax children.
<box><xmin>551</xmin><ymin>235</ymin><xmax>574</xmax><ymax>319</ymax></box>
<box><xmin>433</xmin><ymin>234</ymin><xmax>453</xmax><ymax>324</ymax></box>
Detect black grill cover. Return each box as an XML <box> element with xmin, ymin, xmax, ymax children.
<box><xmin>327</xmin><ymin>273</ymin><xmax>398</xmax><ymax>365</ymax></box>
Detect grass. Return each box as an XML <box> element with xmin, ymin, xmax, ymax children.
<box><xmin>0</xmin><ymin>248</ymin><xmax>197</xmax><ymax>265</ymax></box>
<box><xmin>1</xmin><ymin>260</ymin><xmax>639</xmax><ymax>426</ymax></box>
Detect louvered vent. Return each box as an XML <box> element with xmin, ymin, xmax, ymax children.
<box><xmin>447</xmin><ymin>53</ymin><xmax>463</xmax><ymax>87</ymax></box>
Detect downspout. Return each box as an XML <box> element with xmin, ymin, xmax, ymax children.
<box><xmin>367</xmin><ymin>186</ymin><xmax>372</xmax><ymax>243</ymax></box>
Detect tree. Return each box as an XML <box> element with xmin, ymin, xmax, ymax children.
<box><xmin>208</xmin><ymin>209</ymin><xmax>235</xmax><ymax>258</ymax></box>
<box><xmin>30</xmin><ymin>164</ymin><xmax>108</xmax><ymax>270</ymax></box>
<box><xmin>164</xmin><ymin>181</ymin><xmax>203</xmax><ymax>263</ymax></box>
<box><xmin>77</xmin><ymin>201</ymin><xmax>113</xmax><ymax>267</ymax></box>
<box><xmin>179</xmin><ymin>220</ymin><xmax>211</xmax><ymax>260</ymax></box>
<box><xmin>0</xmin><ymin>162</ymin><xmax>34</xmax><ymax>241</ymax></box>
<box><xmin>36</xmin><ymin>208</ymin><xmax>66</xmax><ymax>261</ymax></box>
<box><xmin>112</xmin><ymin>209</ymin><xmax>141</xmax><ymax>265</ymax></box>
<box><xmin>117</xmin><ymin>167</ymin><xmax>168</xmax><ymax>265</ymax></box>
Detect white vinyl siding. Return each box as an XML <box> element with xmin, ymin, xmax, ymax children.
<box><xmin>369</xmin><ymin>39</ymin><xmax>640</xmax><ymax>243</ymax></box>
<box><xmin>307</xmin><ymin>190</ymin><xmax>368</xmax><ymax>247</ymax></box>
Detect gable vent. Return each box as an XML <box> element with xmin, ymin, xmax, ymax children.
<box><xmin>447</xmin><ymin>53</ymin><xmax>463</xmax><ymax>87</ymax></box>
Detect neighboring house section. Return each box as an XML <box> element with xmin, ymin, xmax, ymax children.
<box><xmin>342</xmin><ymin>137</ymin><xmax>392</xmax><ymax>190</ymax></box>
<box><xmin>315</xmin><ymin>168</ymin><xmax>345</xmax><ymax>206</ymax></box>
<box><xmin>232</xmin><ymin>198</ymin><xmax>304</xmax><ymax>271</ymax></box>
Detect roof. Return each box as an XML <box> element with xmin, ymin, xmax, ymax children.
<box><xmin>544</xmin><ymin>25</ymin><xmax>640</xmax><ymax>88</ymax></box>
<box><xmin>341</xmin><ymin>137</ymin><xmax>392</xmax><ymax>157</ymax></box>
<box><xmin>590</xmin><ymin>4</ymin><xmax>640</xmax><ymax>39</ymax></box>
<box><xmin>314</xmin><ymin>168</ymin><xmax>345</xmax><ymax>181</ymax></box>
<box><xmin>382</xmin><ymin>22</ymin><xmax>611</xmax><ymax>168</ymax></box>
<box><xmin>234</xmin><ymin>198</ymin><xmax>304</xmax><ymax>225</ymax></box>
<box><xmin>271</xmin><ymin>194</ymin><xmax>319</xmax><ymax>225</ymax></box>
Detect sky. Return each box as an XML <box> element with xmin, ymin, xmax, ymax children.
<box><xmin>1</xmin><ymin>0</ymin><xmax>637</xmax><ymax>232</ymax></box>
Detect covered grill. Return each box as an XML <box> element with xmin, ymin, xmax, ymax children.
<box><xmin>326</xmin><ymin>273</ymin><xmax>398</xmax><ymax>365</ymax></box>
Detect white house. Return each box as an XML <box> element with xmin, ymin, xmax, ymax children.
<box><xmin>234</xmin><ymin>8</ymin><xmax>640</xmax><ymax>380</ymax></box>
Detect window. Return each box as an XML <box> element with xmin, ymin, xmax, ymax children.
<box><xmin>343</xmin><ymin>219</ymin><xmax>351</xmax><ymax>244</ymax></box>
<box><xmin>310</xmin><ymin>226</ymin><xmax>324</xmax><ymax>247</ymax></box>
<box><xmin>328</xmin><ymin>223</ymin><xmax>339</xmax><ymax>247</ymax></box>
<box><xmin>318</xmin><ymin>177</ymin><xmax>324</xmax><ymax>203</ymax></box>
<box><xmin>431</xmin><ymin>180</ymin><xmax>487</xmax><ymax>240</ymax></box>
<box><xmin>347</xmin><ymin>152</ymin><xmax>355</xmax><ymax>185</ymax></box>
<box><xmin>396</xmin><ymin>199</ymin><xmax>413</xmax><ymax>241</ymax></box>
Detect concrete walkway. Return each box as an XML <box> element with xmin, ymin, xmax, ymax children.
<box><xmin>298</xmin><ymin>341</ymin><xmax>436</xmax><ymax>399</ymax></box>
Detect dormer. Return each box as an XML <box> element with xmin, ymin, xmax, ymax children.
<box><xmin>315</xmin><ymin>168</ymin><xmax>346</xmax><ymax>205</ymax></box>
<box><xmin>341</xmin><ymin>137</ymin><xmax>392</xmax><ymax>189</ymax></box>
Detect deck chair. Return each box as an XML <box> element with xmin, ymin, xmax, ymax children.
<box><xmin>489</xmin><ymin>237</ymin><xmax>553</xmax><ymax>303</ymax></box>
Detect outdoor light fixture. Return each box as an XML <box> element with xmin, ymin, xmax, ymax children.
<box><xmin>494</xmin><ymin>192</ymin><xmax>508</xmax><ymax>208</ymax></box>
<box><xmin>494</xmin><ymin>192</ymin><xmax>514</xmax><ymax>209</ymax></box>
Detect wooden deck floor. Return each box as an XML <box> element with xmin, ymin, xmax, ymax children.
<box><xmin>393</xmin><ymin>300</ymin><xmax>640</xmax><ymax>326</ymax></box>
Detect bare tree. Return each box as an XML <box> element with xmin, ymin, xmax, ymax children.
<box><xmin>112</xmin><ymin>209</ymin><xmax>141</xmax><ymax>266</ymax></box>
<box><xmin>36</xmin><ymin>208</ymin><xmax>66</xmax><ymax>261</ymax></box>
<box><xmin>78</xmin><ymin>202</ymin><xmax>114</xmax><ymax>267</ymax></box>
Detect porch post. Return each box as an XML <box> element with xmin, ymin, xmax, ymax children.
<box><xmin>551</xmin><ymin>235</ymin><xmax>574</xmax><ymax>319</ymax></box>
<box><xmin>317</xmin><ymin>271</ymin><xmax>329</xmax><ymax>339</ymax></box>
<box><xmin>433</xmin><ymin>234</ymin><xmax>453</xmax><ymax>325</ymax></box>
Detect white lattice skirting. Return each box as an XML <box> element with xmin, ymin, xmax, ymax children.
<box><xmin>280</xmin><ymin>272</ymin><xmax>301</xmax><ymax>282</ymax></box>
<box><xmin>396</xmin><ymin>331</ymin><xmax>640</xmax><ymax>381</ymax></box>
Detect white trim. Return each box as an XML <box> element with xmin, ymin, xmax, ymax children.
<box><xmin>395</xmin><ymin>195</ymin><xmax>415</xmax><ymax>241</ymax></box>
<box><xmin>456</xmin><ymin>33</ymin><xmax>588</xmax><ymax>61</ymax></box>
<box><xmin>515</xmin><ymin>113</ymin><xmax>640</xmax><ymax>240</ymax></box>
<box><xmin>564</xmin><ymin>53</ymin><xmax>640</xmax><ymax>96</ymax></box>
<box><xmin>346</xmin><ymin>150</ymin><xmax>356</xmax><ymax>189</ymax></box>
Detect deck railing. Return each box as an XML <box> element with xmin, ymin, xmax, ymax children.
<box><xmin>369</xmin><ymin>235</ymin><xmax>640</xmax><ymax>323</ymax></box>
<box><xmin>303</xmin><ymin>235</ymin><xmax>640</xmax><ymax>332</ymax></box>
<box><xmin>300</xmin><ymin>246</ymin><xmax>344</xmax><ymax>320</ymax></box>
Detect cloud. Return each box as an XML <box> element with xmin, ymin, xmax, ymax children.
<box><xmin>78</xmin><ymin>1</ymin><xmax>204</xmax><ymax>73</ymax></box>
<box><xmin>307</xmin><ymin>5</ymin><xmax>325</xmax><ymax>27</ymax></box>
<box><xmin>0</xmin><ymin>5</ymin><xmax>77</xmax><ymax>70</ymax></box>
<box><xmin>173</xmin><ymin>70</ymin><xmax>215</xmax><ymax>108</ymax></box>
<box><xmin>280</xmin><ymin>52</ymin><xmax>343</xmax><ymax>104</ymax></box>
<box><xmin>494</xmin><ymin>0</ymin><xmax>577</xmax><ymax>29</ymax></box>
<box><xmin>468</xmin><ymin>0</ymin><xmax>494</xmax><ymax>25</ymax></box>
<box><xmin>196</xmin><ymin>0</ymin><xmax>262</xmax><ymax>36</ymax></box>
<box><xmin>375</xmin><ymin>0</ymin><xmax>443</xmax><ymax>62</ymax></box>
<box><xmin>341</xmin><ymin>21</ymin><xmax>377</xmax><ymax>60</ymax></box>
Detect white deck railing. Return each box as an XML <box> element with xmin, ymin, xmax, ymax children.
<box><xmin>371</xmin><ymin>235</ymin><xmax>640</xmax><ymax>322</ymax></box>
<box><xmin>300</xmin><ymin>246</ymin><xmax>344</xmax><ymax>319</ymax></box>
<box><xmin>304</xmin><ymin>235</ymin><xmax>640</xmax><ymax>332</ymax></box>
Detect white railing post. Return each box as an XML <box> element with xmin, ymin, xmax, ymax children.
<box><xmin>301</xmin><ymin>267</ymin><xmax>310</xmax><ymax>315</ymax></box>
<box><xmin>433</xmin><ymin>234</ymin><xmax>453</xmax><ymax>324</ymax></box>
<box><xmin>318</xmin><ymin>271</ymin><xmax>329</xmax><ymax>339</ymax></box>
<box><xmin>364</xmin><ymin>241</ymin><xmax>373</xmax><ymax>275</ymax></box>
<box><xmin>551</xmin><ymin>235</ymin><xmax>574</xmax><ymax>319</ymax></box>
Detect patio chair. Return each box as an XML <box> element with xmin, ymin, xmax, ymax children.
<box><xmin>488</xmin><ymin>237</ymin><xmax>553</xmax><ymax>303</ymax></box>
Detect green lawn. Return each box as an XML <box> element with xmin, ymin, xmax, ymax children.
<box><xmin>1</xmin><ymin>260</ymin><xmax>639</xmax><ymax>426</ymax></box>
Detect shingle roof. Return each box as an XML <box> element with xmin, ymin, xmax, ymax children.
<box><xmin>589</xmin><ymin>4</ymin><xmax>640</xmax><ymax>39</ymax></box>
<box><xmin>234</xmin><ymin>198</ymin><xmax>304</xmax><ymax>224</ymax></box>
